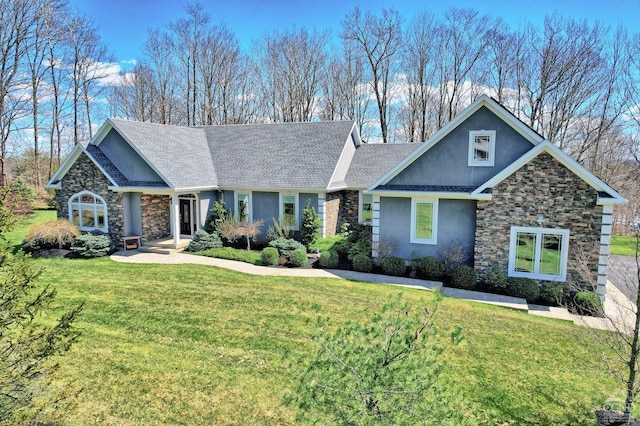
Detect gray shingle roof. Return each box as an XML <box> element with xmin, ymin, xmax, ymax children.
<box><xmin>345</xmin><ymin>143</ymin><xmax>418</xmax><ymax>189</ymax></box>
<box><xmin>204</xmin><ymin>121</ymin><xmax>356</xmax><ymax>189</ymax></box>
<box><xmin>109</xmin><ymin>119</ymin><xmax>215</xmax><ymax>188</ymax></box>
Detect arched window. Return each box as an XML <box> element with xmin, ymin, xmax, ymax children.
<box><xmin>68</xmin><ymin>191</ymin><xmax>108</xmax><ymax>232</ymax></box>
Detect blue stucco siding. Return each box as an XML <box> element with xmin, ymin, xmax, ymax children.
<box><xmin>299</xmin><ymin>193</ymin><xmax>319</xmax><ymax>222</ymax></box>
<box><xmin>199</xmin><ymin>190</ymin><xmax>218</xmax><ymax>228</ymax></box>
<box><xmin>124</xmin><ymin>192</ymin><xmax>142</xmax><ymax>236</ymax></box>
<box><xmin>379</xmin><ymin>197</ymin><xmax>476</xmax><ymax>262</ymax></box>
<box><xmin>387</xmin><ymin>106</ymin><xmax>533</xmax><ymax>188</ymax></box>
<box><xmin>252</xmin><ymin>191</ymin><xmax>279</xmax><ymax>226</ymax></box>
<box><xmin>99</xmin><ymin>129</ymin><xmax>165</xmax><ymax>183</ymax></box>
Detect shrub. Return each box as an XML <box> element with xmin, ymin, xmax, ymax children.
<box><xmin>506</xmin><ymin>277</ymin><xmax>540</xmax><ymax>302</ymax></box>
<box><xmin>289</xmin><ymin>248</ymin><xmax>308</xmax><ymax>267</ymax></box>
<box><xmin>485</xmin><ymin>265</ymin><xmax>508</xmax><ymax>292</ymax></box>
<box><xmin>450</xmin><ymin>265</ymin><xmax>477</xmax><ymax>290</ymax></box>
<box><xmin>573</xmin><ymin>291</ymin><xmax>603</xmax><ymax>316</ymax></box>
<box><xmin>23</xmin><ymin>220</ymin><xmax>80</xmax><ymax>251</ymax></box>
<box><xmin>319</xmin><ymin>250</ymin><xmax>339</xmax><ymax>268</ymax></box>
<box><xmin>204</xmin><ymin>200</ymin><xmax>229</xmax><ymax>233</ymax></box>
<box><xmin>269</xmin><ymin>237</ymin><xmax>306</xmax><ymax>258</ymax></box>
<box><xmin>266</xmin><ymin>217</ymin><xmax>295</xmax><ymax>240</ymax></box>
<box><xmin>301</xmin><ymin>199</ymin><xmax>320</xmax><ymax>249</ymax></box>
<box><xmin>382</xmin><ymin>257</ymin><xmax>407</xmax><ymax>277</ymax></box>
<box><xmin>539</xmin><ymin>282</ymin><xmax>568</xmax><ymax>306</ymax></box>
<box><xmin>187</xmin><ymin>230</ymin><xmax>223</xmax><ymax>252</ymax></box>
<box><xmin>198</xmin><ymin>247</ymin><xmax>262</xmax><ymax>265</ymax></box>
<box><xmin>347</xmin><ymin>239</ymin><xmax>371</xmax><ymax>261</ymax></box>
<box><xmin>70</xmin><ymin>233</ymin><xmax>113</xmax><ymax>258</ymax></box>
<box><xmin>440</xmin><ymin>242</ymin><xmax>468</xmax><ymax>274</ymax></box>
<box><xmin>261</xmin><ymin>247</ymin><xmax>280</xmax><ymax>266</ymax></box>
<box><xmin>412</xmin><ymin>255</ymin><xmax>444</xmax><ymax>280</ymax></box>
<box><xmin>352</xmin><ymin>254</ymin><xmax>373</xmax><ymax>273</ymax></box>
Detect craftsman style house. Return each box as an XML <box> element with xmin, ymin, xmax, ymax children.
<box><xmin>47</xmin><ymin>95</ymin><xmax>625</xmax><ymax>300</ymax></box>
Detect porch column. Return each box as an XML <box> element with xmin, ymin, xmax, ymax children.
<box><xmin>172</xmin><ymin>194</ymin><xmax>180</xmax><ymax>246</ymax></box>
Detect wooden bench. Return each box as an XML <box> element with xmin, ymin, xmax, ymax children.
<box><xmin>122</xmin><ymin>236</ymin><xmax>141</xmax><ymax>250</ymax></box>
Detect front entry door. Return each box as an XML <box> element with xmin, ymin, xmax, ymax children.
<box><xmin>179</xmin><ymin>199</ymin><xmax>192</xmax><ymax>235</ymax></box>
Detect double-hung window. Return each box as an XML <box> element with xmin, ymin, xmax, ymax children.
<box><xmin>410</xmin><ymin>198</ymin><xmax>438</xmax><ymax>244</ymax></box>
<box><xmin>360</xmin><ymin>192</ymin><xmax>373</xmax><ymax>224</ymax></box>
<box><xmin>508</xmin><ymin>226</ymin><xmax>570</xmax><ymax>281</ymax></box>
<box><xmin>280</xmin><ymin>193</ymin><xmax>299</xmax><ymax>230</ymax></box>
<box><xmin>69</xmin><ymin>191</ymin><xmax>108</xmax><ymax>232</ymax></box>
<box><xmin>235</xmin><ymin>191</ymin><xmax>251</xmax><ymax>222</ymax></box>
<box><xmin>468</xmin><ymin>130</ymin><xmax>495</xmax><ymax>166</ymax></box>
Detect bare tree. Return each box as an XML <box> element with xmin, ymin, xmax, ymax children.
<box><xmin>341</xmin><ymin>7</ymin><xmax>403</xmax><ymax>143</ymax></box>
<box><xmin>111</xmin><ymin>62</ymin><xmax>158</xmax><ymax>122</ymax></box>
<box><xmin>144</xmin><ymin>29</ymin><xmax>179</xmax><ymax>124</ymax></box>
<box><xmin>256</xmin><ymin>27</ymin><xmax>329</xmax><ymax>122</ymax></box>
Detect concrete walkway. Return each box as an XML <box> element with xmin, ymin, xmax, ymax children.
<box><xmin>110</xmin><ymin>250</ymin><xmax>629</xmax><ymax>331</ymax></box>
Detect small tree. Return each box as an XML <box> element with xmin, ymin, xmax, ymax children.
<box><xmin>204</xmin><ymin>200</ymin><xmax>229</xmax><ymax>233</ymax></box>
<box><xmin>301</xmin><ymin>199</ymin><xmax>320</xmax><ymax>249</ymax></box>
<box><xmin>217</xmin><ymin>215</ymin><xmax>264</xmax><ymax>250</ymax></box>
<box><xmin>0</xmin><ymin>183</ymin><xmax>83</xmax><ymax>423</ymax></box>
<box><xmin>290</xmin><ymin>292</ymin><xmax>474</xmax><ymax>424</ymax></box>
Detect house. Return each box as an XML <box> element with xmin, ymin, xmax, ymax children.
<box><xmin>47</xmin><ymin>95</ymin><xmax>626</xmax><ymax>301</ymax></box>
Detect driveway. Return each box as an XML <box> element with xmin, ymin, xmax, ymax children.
<box><xmin>609</xmin><ymin>255</ymin><xmax>639</xmax><ymax>303</ymax></box>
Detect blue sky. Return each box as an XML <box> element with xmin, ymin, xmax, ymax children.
<box><xmin>71</xmin><ymin>0</ymin><xmax>637</xmax><ymax>68</ymax></box>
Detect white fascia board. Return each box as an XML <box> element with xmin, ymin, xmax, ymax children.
<box><xmin>471</xmin><ymin>140</ymin><xmax>627</xmax><ymax>204</ymax></box>
<box><xmin>366</xmin><ymin>95</ymin><xmax>543</xmax><ymax>192</ymax></box>
<box><xmin>368</xmin><ymin>190</ymin><xmax>474</xmax><ymax>199</ymax></box>
<box><xmin>327</xmin><ymin>121</ymin><xmax>358</xmax><ymax>190</ymax></box>
<box><xmin>173</xmin><ymin>185</ymin><xmax>219</xmax><ymax>193</ymax></box>
<box><xmin>221</xmin><ymin>186</ymin><xmax>325</xmax><ymax>194</ymax></box>
<box><xmin>102</xmin><ymin>119</ymin><xmax>174</xmax><ymax>189</ymax></box>
<box><xmin>46</xmin><ymin>143</ymin><xmax>120</xmax><ymax>188</ymax></box>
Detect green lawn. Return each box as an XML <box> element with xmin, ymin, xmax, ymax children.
<box><xmin>611</xmin><ymin>235</ymin><xmax>638</xmax><ymax>257</ymax></box>
<box><xmin>6</xmin><ymin>212</ymin><xmax>625</xmax><ymax>424</ymax></box>
<box><xmin>3</xmin><ymin>208</ymin><xmax>57</xmax><ymax>248</ymax></box>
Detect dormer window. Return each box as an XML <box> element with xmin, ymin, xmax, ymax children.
<box><xmin>468</xmin><ymin>130</ymin><xmax>495</xmax><ymax>167</ymax></box>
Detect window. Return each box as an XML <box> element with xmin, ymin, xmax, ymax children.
<box><xmin>360</xmin><ymin>192</ymin><xmax>373</xmax><ymax>224</ymax></box>
<box><xmin>68</xmin><ymin>191</ymin><xmax>108</xmax><ymax>232</ymax></box>
<box><xmin>280</xmin><ymin>193</ymin><xmax>299</xmax><ymax>230</ymax></box>
<box><xmin>508</xmin><ymin>226</ymin><xmax>570</xmax><ymax>281</ymax></box>
<box><xmin>468</xmin><ymin>130</ymin><xmax>495</xmax><ymax>167</ymax></box>
<box><xmin>234</xmin><ymin>191</ymin><xmax>251</xmax><ymax>222</ymax></box>
<box><xmin>410</xmin><ymin>198</ymin><xmax>438</xmax><ymax>244</ymax></box>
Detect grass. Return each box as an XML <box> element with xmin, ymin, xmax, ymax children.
<box><xmin>34</xmin><ymin>257</ymin><xmax>620</xmax><ymax>425</ymax></box>
<box><xmin>5</xmin><ymin>214</ymin><xmax>626</xmax><ymax>424</ymax></box>
<box><xmin>196</xmin><ymin>247</ymin><xmax>263</xmax><ymax>265</ymax></box>
<box><xmin>611</xmin><ymin>235</ymin><xmax>638</xmax><ymax>257</ymax></box>
<box><xmin>3</xmin><ymin>208</ymin><xmax>56</xmax><ymax>248</ymax></box>
<box><xmin>311</xmin><ymin>235</ymin><xmax>344</xmax><ymax>253</ymax></box>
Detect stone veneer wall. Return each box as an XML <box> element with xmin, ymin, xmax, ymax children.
<box><xmin>141</xmin><ymin>194</ymin><xmax>171</xmax><ymax>242</ymax></box>
<box><xmin>324</xmin><ymin>190</ymin><xmax>360</xmax><ymax>236</ymax></box>
<box><xmin>474</xmin><ymin>152</ymin><xmax>603</xmax><ymax>289</ymax></box>
<box><xmin>55</xmin><ymin>152</ymin><xmax>124</xmax><ymax>243</ymax></box>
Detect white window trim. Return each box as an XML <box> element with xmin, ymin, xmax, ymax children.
<box><xmin>468</xmin><ymin>130</ymin><xmax>496</xmax><ymax>167</ymax></box>
<box><xmin>359</xmin><ymin>191</ymin><xmax>373</xmax><ymax>224</ymax></box>
<box><xmin>234</xmin><ymin>190</ymin><xmax>252</xmax><ymax>222</ymax></box>
<box><xmin>508</xmin><ymin>226</ymin><xmax>570</xmax><ymax>282</ymax></box>
<box><xmin>68</xmin><ymin>190</ymin><xmax>108</xmax><ymax>232</ymax></box>
<box><xmin>410</xmin><ymin>198</ymin><xmax>438</xmax><ymax>245</ymax></box>
<box><xmin>279</xmin><ymin>192</ymin><xmax>299</xmax><ymax>230</ymax></box>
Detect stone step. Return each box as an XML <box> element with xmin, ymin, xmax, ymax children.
<box><xmin>138</xmin><ymin>246</ymin><xmax>186</xmax><ymax>255</ymax></box>
<box><xmin>143</xmin><ymin>239</ymin><xmax>190</xmax><ymax>250</ymax></box>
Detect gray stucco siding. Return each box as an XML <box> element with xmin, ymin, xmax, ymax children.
<box><xmin>387</xmin><ymin>106</ymin><xmax>533</xmax><ymax>188</ymax></box>
<box><xmin>379</xmin><ymin>197</ymin><xmax>476</xmax><ymax>262</ymax></box>
<box><xmin>124</xmin><ymin>192</ymin><xmax>142</xmax><ymax>236</ymax></box>
<box><xmin>99</xmin><ymin>129</ymin><xmax>165</xmax><ymax>183</ymax></box>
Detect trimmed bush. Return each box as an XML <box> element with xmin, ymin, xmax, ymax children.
<box><xmin>23</xmin><ymin>220</ymin><xmax>80</xmax><ymax>252</ymax></box>
<box><xmin>319</xmin><ymin>250</ymin><xmax>339</xmax><ymax>269</ymax></box>
<box><xmin>70</xmin><ymin>234</ymin><xmax>113</xmax><ymax>258</ymax></box>
<box><xmin>289</xmin><ymin>248</ymin><xmax>309</xmax><ymax>267</ymax></box>
<box><xmin>382</xmin><ymin>257</ymin><xmax>406</xmax><ymax>277</ymax></box>
<box><xmin>301</xmin><ymin>199</ymin><xmax>320</xmax><ymax>249</ymax></box>
<box><xmin>261</xmin><ymin>247</ymin><xmax>280</xmax><ymax>266</ymax></box>
<box><xmin>450</xmin><ymin>265</ymin><xmax>477</xmax><ymax>290</ymax></box>
<box><xmin>539</xmin><ymin>282</ymin><xmax>568</xmax><ymax>306</ymax></box>
<box><xmin>573</xmin><ymin>291</ymin><xmax>603</xmax><ymax>316</ymax></box>
<box><xmin>187</xmin><ymin>230</ymin><xmax>223</xmax><ymax>252</ymax></box>
<box><xmin>269</xmin><ymin>237</ymin><xmax>306</xmax><ymax>258</ymax></box>
<box><xmin>485</xmin><ymin>265</ymin><xmax>508</xmax><ymax>292</ymax></box>
<box><xmin>352</xmin><ymin>254</ymin><xmax>373</xmax><ymax>273</ymax></box>
<box><xmin>506</xmin><ymin>277</ymin><xmax>540</xmax><ymax>302</ymax></box>
<box><xmin>412</xmin><ymin>256</ymin><xmax>444</xmax><ymax>280</ymax></box>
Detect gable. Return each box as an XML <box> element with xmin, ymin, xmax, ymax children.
<box><xmin>385</xmin><ymin>106</ymin><xmax>534</xmax><ymax>188</ymax></box>
<box><xmin>99</xmin><ymin>128</ymin><xmax>165</xmax><ymax>184</ymax></box>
